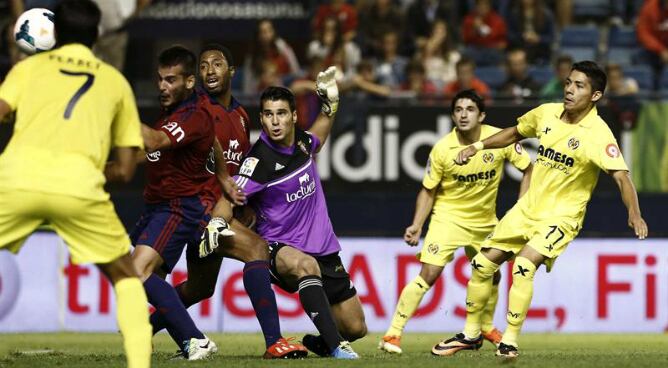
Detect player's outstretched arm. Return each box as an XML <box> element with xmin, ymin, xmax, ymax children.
<box><xmin>611</xmin><ymin>170</ymin><xmax>648</xmax><ymax>239</ymax></box>
<box><xmin>140</xmin><ymin>123</ymin><xmax>171</xmax><ymax>152</ymax></box>
<box><xmin>404</xmin><ymin>186</ymin><xmax>437</xmax><ymax>246</ymax></box>
<box><xmin>309</xmin><ymin>66</ymin><xmax>339</xmax><ymax>152</ymax></box>
<box><xmin>104</xmin><ymin>147</ymin><xmax>139</xmax><ymax>183</ymax></box>
<box><xmin>455</xmin><ymin>126</ymin><xmax>525</xmax><ymax>165</ymax></box>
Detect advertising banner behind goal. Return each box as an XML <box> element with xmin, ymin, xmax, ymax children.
<box><xmin>0</xmin><ymin>234</ymin><xmax>665</xmax><ymax>333</ymax></box>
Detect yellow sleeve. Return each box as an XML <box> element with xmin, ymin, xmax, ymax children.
<box><xmin>111</xmin><ymin>77</ymin><xmax>144</xmax><ymax>149</ymax></box>
<box><xmin>505</xmin><ymin>142</ymin><xmax>531</xmax><ymax>171</ymax></box>
<box><xmin>0</xmin><ymin>59</ymin><xmax>29</xmax><ymax>111</ymax></box>
<box><xmin>516</xmin><ymin>104</ymin><xmax>546</xmax><ymax>138</ymax></box>
<box><xmin>590</xmin><ymin>128</ymin><xmax>628</xmax><ymax>172</ymax></box>
<box><xmin>422</xmin><ymin>145</ymin><xmax>445</xmax><ymax>189</ymax></box>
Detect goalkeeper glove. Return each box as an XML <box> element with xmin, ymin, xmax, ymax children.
<box><xmin>198</xmin><ymin>217</ymin><xmax>235</xmax><ymax>258</ymax></box>
<box><xmin>316</xmin><ymin>66</ymin><xmax>339</xmax><ymax>117</ymax></box>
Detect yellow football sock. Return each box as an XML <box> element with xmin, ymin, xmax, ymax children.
<box><xmin>502</xmin><ymin>257</ymin><xmax>537</xmax><ymax>347</ymax></box>
<box><xmin>481</xmin><ymin>282</ymin><xmax>499</xmax><ymax>333</ymax></box>
<box><xmin>385</xmin><ymin>275</ymin><xmax>430</xmax><ymax>337</ymax></box>
<box><xmin>115</xmin><ymin>277</ymin><xmax>152</xmax><ymax>368</ymax></box>
<box><xmin>463</xmin><ymin>253</ymin><xmax>499</xmax><ymax>339</ymax></box>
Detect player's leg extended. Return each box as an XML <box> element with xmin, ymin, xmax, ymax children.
<box><xmin>0</xmin><ymin>189</ymin><xmax>46</xmax><ymax>253</ymax></box>
<box><xmin>133</xmin><ymin>246</ymin><xmax>208</xmax><ymax>353</ymax></box>
<box><xmin>463</xmin><ymin>248</ymin><xmax>509</xmax><ymax>338</ymax></box>
<box><xmin>98</xmin><ymin>254</ymin><xmax>152</xmax><ymax>368</ymax></box>
<box><xmin>464</xmin><ymin>246</ymin><xmax>503</xmax><ymax>344</ymax></box>
<box><xmin>274</xmin><ymin>245</ymin><xmax>353</xmax><ymax>358</ymax></box>
<box><xmin>499</xmin><ymin>246</ymin><xmax>544</xmax><ymax>357</ymax></box>
<box><xmin>216</xmin><ymin>221</ymin><xmax>306</xmax><ymax>358</ymax></box>
<box><xmin>382</xmin><ymin>263</ymin><xmax>443</xmax><ymax>353</ymax></box>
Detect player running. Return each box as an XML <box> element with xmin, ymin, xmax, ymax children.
<box><xmin>439</xmin><ymin>61</ymin><xmax>648</xmax><ymax>359</ymax></box>
<box><xmin>0</xmin><ymin>1</ymin><xmax>151</xmax><ymax>367</ymax></box>
<box><xmin>131</xmin><ymin>45</ymin><xmax>217</xmax><ymax>360</ymax></box>
<box><xmin>202</xmin><ymin>69</ymin><xmax>366</xmax><ymax>359</ymax></box>
<box><xmin>149</xmin><ymin>43</ymin><xmax>307</xmax><ymax>359</ymax></box>
<box><xmin>380</xmin><ymin>90</ymin><xmax>533</xmax><ymax>355</ymax></box>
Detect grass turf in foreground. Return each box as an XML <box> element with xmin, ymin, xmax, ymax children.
<box><xmin>1</xmin><ymin>333</ymin><xmax>667</xmax><ymax>367</ymax></box>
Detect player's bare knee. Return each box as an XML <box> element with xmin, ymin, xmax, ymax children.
<box><xmin>246</xmin><ymin>239</ymin><xmax>270</xmax><ymax>262</ymax></box>
<box><xmin>344</xmin><ymin>321</ymin><xmax>367</xmax><ymax>341</ymax></box>
<box><xmin>419</xmin><ymin>264</ymin><xmax>443</xmax><ymax>286</ymax></box>
<box><xmin>295</xmin><ymin>256</ymin><xmax>320</xmax><ymax>278</ymax></box>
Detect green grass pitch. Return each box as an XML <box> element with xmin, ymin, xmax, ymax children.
<box><xmin>1</xmin><ymin>333</ymin><xmax>667</xmax><ymax>367</ymax></box>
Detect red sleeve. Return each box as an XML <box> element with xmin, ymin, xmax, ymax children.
<box><xmin>637</xmin><ymin>1</ymin><xmax>666</xmax><ymax>54</ymax></box>
<box><xmin>343</xmin><ymin>5</ymin><xmax>358</xmax><ymax>33</ymax></box>
<box><xmin>313</xmin><ymin>6</ymin><xmax>328</xmax><ymax>32</ymax></box>
<box><xmin>161</xmin><ymin>109</ymin><xmax>212</xmax><ymax>148</ymax></box>
<box><xmin>490</xmin><ymin>14</ymin><xmax>507</xmax><ymax>46</ymax></box>
<box><xmin>462</xmin><ymin>16</ymin><xmax>475</xmax><ymax>43</ymax></box>
<box><xmin>239</xmin><ymin>107</ymin><xmax>251</xmax><ymax>139</ymax></box>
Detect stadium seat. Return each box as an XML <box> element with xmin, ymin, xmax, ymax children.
<box><xmin>606</xmin><ymin>26</ymin><xmax>641</xmax><ymax>65</ymax></box>
<box><xmin>623</xmin><ymin>65</ymin><xmax>654</xmax><ymax>91</ymax></box>
<box><xmin>528</xmin><ymin>66</ymin><xmax>554</xmax><ymax>86</ymax></box>
<box><xmin>476</xmin><ymin>66</ymin><xmax>506</xmax><ymax>90</ymax></box>
<box><xmin>231</xmin><ymin>68</ymin><xmax>243</xmax><ymax>93</ymax></box>
<box><xmin>463</xmin><ymin>47</ymin><xmax>504</xmax><ymax>67</ymax></box>
<box><xmin>658</xmin><ymin>68</ymin><xmax>668</xmax><ymax>92</ymax></box>
<box><xmin>559</xmin><ymin>26</ymin><xmax>600</xmax><ymax>62</ymax></box>
<box><xmin>573</xmin><ymin>0</ymin><xmax>611</xmax><ymax>19</ymax></box>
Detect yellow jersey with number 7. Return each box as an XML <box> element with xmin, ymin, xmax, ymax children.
<box><xmin>0</xmin><ymin>44</ymin><xmax>143</xmax><ymax>200</ymax></box>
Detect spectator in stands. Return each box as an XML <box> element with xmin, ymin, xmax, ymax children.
<box><xmin>404</xmin><ymin>0</ymin><xmax>462</xmax><ymax>57</ymax></box>
<box><xmin>345</xmin><ymin>60</ymin><xmax>392</xmax><ymax>100</ymax></box>
<box><xmin>308</xmin><ymin>16</ymin><xmax>361</xmax><ymax>81</ymax></box>
<box><xmin>244</xmin><ymin>18</ymin><xmax>301</xmax><ymax>94</ymax></box>
<box><xmin>499</xmin><ymin>47</ymin><xmax>541</xmax><ymax>101</ymax></box>
<box><xmin>0</xmin><ymin>0</ymin><xmax>23</xmax><ymax>79</ymax></box>
<box><xmin>605</xmin><ymin>63</ymin><xmax>639</xmax><ymax>96</ymax></box>
<box><xmin>290</xmin><ymin>56</ymin><xmax>325</xmax><ymax>130</ymax></box>
<box><xmin>313</xmin><ymin>0</ymin><xmax>358</xmax><ymax>42</ymax></box>
<box><xmin>400</xmin><ymin>60</ymin><xmax>438</xmax><ymax>97</ymax></box>
<box><xmin>507</xmin><ymin>0</ymin><xmax>556</xmax><ymax>65</ymax></box>
<box><xmin>462</xmin><ymin>0</ymin><xmax>507</xmax><ymax>49</ymax></box>
<box><xmin>540</xmin><ymin>54</ymin><xmax>573</xmax><ymax>102</ymax></box>
<box><xmin>374</xmin><ymin>31</ymin><xmax>409</xmax><ymax>89</ymax></box>
<box><xmin>444</xmin><ymin>57</ymin><xmax>491</xmax><ymax>99</ymax></box>
<box><xmin>636</xmin><ymin>0</ymin><xmax>668</xmax><ymax>72</ymax></box>
<box><xmin>358</xmin><ymin>0</ymin><xmax>405</xmax><ymax>58</ymax></box>
<box><xmin>92</xmin><ymin>0</ymin><xmax>152</xmax><ymax>72</ymax></box>
<box><xmin>423</xmin><ymin>19</ymin><xmax>461</xmax><ymax>89</ymax></box>
<box><xmin>547</xmin><ymin>0</ymin><xmax>572</xmax><ymax>27</ymax></box>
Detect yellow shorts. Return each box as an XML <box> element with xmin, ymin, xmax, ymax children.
<box><xmin>418</xmin><ymin>217</ymin><xmax>495</xmax><ymax>267</ymax></box>
<box><xmin>0</xmin><ymin>189</ymin><xmax>131</xmax><ymax>265</ymax></box>
<box><xmin>482</xmin><ymin>204</ymin><xmax>580</xmax><ymax>272</ymax></box>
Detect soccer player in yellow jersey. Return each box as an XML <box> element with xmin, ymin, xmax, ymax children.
<box><xmin>439</xmin><ymin>61</ymin><xmax>648</xmax><ymax>359</ymax></box>
<box><xmin>0</xmin><ymin>1</ymin><xmax>151</xmax><ymax>367</ymax></box>
<box><xmin>379</xmin><ymin>90</ymin><xmax>533</xmax><ymax>355</ymax></box>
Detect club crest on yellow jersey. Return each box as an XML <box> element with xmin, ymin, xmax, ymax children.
<box><xmin>568</xmin><ymin>138</ymin><xmax>580</xmax><ymax>150</ymax></box>
<box><xmin>482</xmin><ymin>152</ymin><xmax>494</xmax><ymax>163</ymax></box>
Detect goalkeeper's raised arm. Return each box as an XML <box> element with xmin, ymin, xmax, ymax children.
<box><xmin>308</xmin><ymin>66</ymin><xmax>339</xmax><ymax>152</ymax></box>
<box><xmin>455</xmin><ymin>126</ymin><xmax>525</xmax><ymax>165</ymax></box>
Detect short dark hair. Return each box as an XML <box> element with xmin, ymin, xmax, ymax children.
<box><xmin>260</xmin><ymin>86</ymin><xmax>296</xmax><ymax>112</ymax></box>
<box><xmin>571</xmin><ymin>61</ymin><xmax>607</xmax><ymax>94</ymax></box>
<box><xmin>451</xmin><ymin>89</ymin><xmax>485</xmax><ymax>113</ymax></box>
<box><xmin>200</xmin><ymin>43</ymin><xmax>235</xmax><ymax>68</ymax></box>
<box><xmin>158</xmin><ymin>46</ymin><xmax>197</xmax><ymax>77</ymax></box>
<box><xmin>54</xmin><ymin>0</ymin><xmax>101</xmax><ymax>48</ymax></box>
<box><xmin>456</xmin><ymin>56</ymin><xmax>475</xmax><ymax>70</ymax></box>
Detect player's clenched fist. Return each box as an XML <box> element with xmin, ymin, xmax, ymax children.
<box><xmin>316</xmin><ymin>66</ymin><xmax>339</xmax><ymax>116</ymax></box>
<box><xmin>404</xmin><ymin>224</ymin><xmax>422</xmax><ymax>246</ymax></box>
<box><xmin>455</xmin><ymin>145</ymin><xmax>479</xmax><ymax>165</ymax></box>
<box><xmin>199</xmin><ymin>217</ymin><xmax>235</xmax><ymax>258</ymax></box>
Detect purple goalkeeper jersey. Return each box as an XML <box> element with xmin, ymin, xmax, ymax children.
<box><xmin>233</xmin><ymin>128</ymin><xmax>341</xmax><ymax>256</ymax></box>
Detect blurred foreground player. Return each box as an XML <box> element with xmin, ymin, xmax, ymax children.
<box><xmin>0</xmin><ymin>1</ymin><xmax>151</xmax><ymax>367</ymax></box>
<box><xmin>150</xmin><ymin>43</ymin><xmax>307</xmax><ymax>359</ymax></box>
<box><xmin>209</xmin><ymin>69</ymin><xmax>368</xmax><ymax>359</ymax></box>
<box><xmin>132</xmin><ymin>45</ymin><xmax>216</xmax><ymax>360</ymax></box>
<box><xmin>440</xmin><ymin>61</ymin><xmax>648</xmax><ymax>359</ymax></box>
<box><xmin>380</xmin><ymin>90</ymin><xmax>533</xmax><ymax>355</ymax></box>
